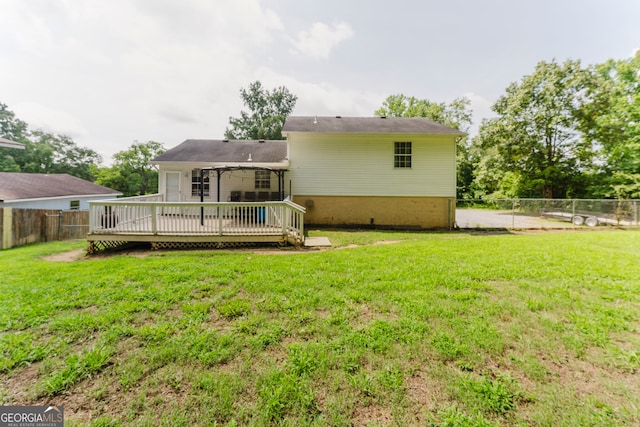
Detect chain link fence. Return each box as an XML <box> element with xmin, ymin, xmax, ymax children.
<box><xmin>455</xmin><ymin>199</ymin><xmax>640</xmax><ymax>229</ymax></box>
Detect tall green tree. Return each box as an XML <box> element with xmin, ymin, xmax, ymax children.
<box><xmin>0</xmin><ymin>103</ymin><xmax>102</xmax><ymax>180</ymax></box>
<box><xmin>1</xmin><ymin>102</ymin><xmax>28</xmax><ymax>171</ymax></box>
<box><xmin>375</xmin><ymin>95</ymin><xmax>472</xmax><ymax>131</ymax></box>
<box><xmin>0</xmin><ymin>102</ymin><xmax>28</xmax><ymax>142</ymax></box>
<box><xmin>375</xmin><ymin>94</ymin><xmax>474</xmax><ymax>198</ymax></box>
<box><xmin>582</xmin><ymin>52</ymin><xmax>640</xmax><ymax>198</ymax></box>
<box><xmin>473</xmin><ymin>59</ymin><xmax>595</xmax><ymax>199</ymax></box>
<box><xmin>95</xmin><ymin>141</ymin><xmax>165</xmax><ymax>196</ymax></box>
<box><xmin>225</xmin><ymin>81</ymin><xmax>297</xmax><ymax>140</ymax></box>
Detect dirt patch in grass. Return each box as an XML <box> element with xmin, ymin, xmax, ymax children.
<box><xmin>42</xmin><ymin>248</ymin><xmax>86</xmax><ymax>262</ymax></box>
<box><xmin>47</xmin><ymin>239</ymin><xmax>407</xmax><ymax>261</ymax></box>
<box><xmin>405</xmin><ymin>369</ymin><xmax>443</xmax><ymax>413</ymax></box>
<box><xmin>1</xmin><ymin>364</ymin><xmax>41</xmax><ymax>404</ymax></box>
<box><xmin>352</xmin><ymin>402</ymin><xmax>393</xmax><ymax>426</ymax></box>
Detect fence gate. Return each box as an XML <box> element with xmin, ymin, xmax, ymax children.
<box><xmin>45</xmin><ymin>212</ymin><xmax>61</xmax><ymax>242</ymax></box>
<box><xmin>1</xmin><ymin>208</ymin><xmax>90</xmax><ymax>249</ymax></box>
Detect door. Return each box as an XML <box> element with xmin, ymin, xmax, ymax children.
<box><xmin>166</xmin><ymin>172</ymin><xmax>181</xmax><ymax>202</ymax></box>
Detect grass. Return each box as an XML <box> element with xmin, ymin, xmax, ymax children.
<box><xmin>0</xmin><ymin>230</ymin><xmax>639</xmax><ymax>426</ymax></box>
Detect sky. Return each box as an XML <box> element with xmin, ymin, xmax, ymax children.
<box><xmin>1</xmin><ymin>0</ymin><xmax>639</xmax><ymax>165</ymax></box>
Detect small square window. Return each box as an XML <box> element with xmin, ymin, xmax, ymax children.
<box><xmin>394</xmin><ymin>142</ymin><xmax>412</xmax><ymax>168</ymax></box>
<box><xmin>70</xmin><ymin>200</ymin><xmax>80</xmax><ymax>210</ymax></box>
<box><xmin>191</xmin><ymin>169</ymin><xmax>210</xmax><ymax>197</ymax></box>
<box><xmin>255</xmin><ymin>170</ymin><xmax>271</xmax><ymax>189</ymax></box>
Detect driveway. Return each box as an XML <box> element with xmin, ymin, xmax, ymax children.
<box><xmin>455</xmin><ymin>209</ymin><xmax>572</xmax><ymax>229</ymax></box>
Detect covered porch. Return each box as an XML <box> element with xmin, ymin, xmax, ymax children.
<box><xmin>87</xmin><ymin>194</ymin><xmax>306</xmax><ymax>253</ymax></box>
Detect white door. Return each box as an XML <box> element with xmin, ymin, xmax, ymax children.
<box><xmin>166</xmin><ymin>172</ymin><xmax>181</xmax><ymax>202</ymax></box>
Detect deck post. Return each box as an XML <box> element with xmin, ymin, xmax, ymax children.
<box><xmin>281</xmin><ymin>205</ymin><xmax>286</xmax><ymax>235</ymax></box>
<box><xmin>151</xmin><ymin>204</ymin><xmax>157</xmax><ymax>235</ymax></box>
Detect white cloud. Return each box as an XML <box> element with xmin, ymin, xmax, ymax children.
<box><xmin>290</xmin><ymin>21</ymin><xmax>354</xmax><ymax>59</ymax></box>
<box><xmin>11</xmin><ymin>102</ymin><xmax>87</xmax><ymax>138</ymax></box>
<box><xmin>255</xmin><ymin>67</ymin><xmax>382</xmax><ymax>117</ymax></box>
<box><xmin>0</xmin><ymin>0</ymin><xmax>287</xmax><ymax>160</ymax></box>
<box><xmin>462</xmin><ymin>92</ymin><xmax>496</xmax><ymax>135</ymax></box>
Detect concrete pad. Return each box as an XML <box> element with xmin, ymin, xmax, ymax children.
<box><xmin>304</xmin><ymin>236</ymin><xmax>332</xmax><ymax>247</ymax></box>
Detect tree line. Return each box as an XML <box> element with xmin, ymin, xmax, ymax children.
<box><xmin>1</xmin><ymin>51</ymin><xmax>638</xmax><ymax>200</ymax></box>
<box><xmin>0</xmin><ymin>102</ymin><xmax>165</xmax><ymax>196</ymax></box>
<box><xmin>390</xmin><ymin>52</ymin><xmax>639</xmax><ymax>201</ymax></box>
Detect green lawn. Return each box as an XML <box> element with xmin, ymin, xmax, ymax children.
<box><xmin>1</xmin><ymin>230</ymin><xmax>639</xmax><ymax>426</ymax></box>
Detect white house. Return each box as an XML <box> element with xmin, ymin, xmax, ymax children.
<box><xmin>0</xmin><ymin>173</ymin><xmax>122</xmax><ymax>210</ymax></box>
<box><xmin>283</xmin><ymin>116</ymin><xmax>464</xmax><ymax>229</ymax></box>
<box><xmin>151</xmin><ymin>116</ymin><xmax>464</xmax><ymax>229</ymax></box>
<box><xmin>152</xmin><ymin>139</ymin><xmax>289</xmax><ymax>203</ymax></box>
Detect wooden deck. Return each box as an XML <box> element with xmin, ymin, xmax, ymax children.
<box><xmin>87</xmin><ymin>197</ymin><xmax>305</xmax><ymax>252</ymax></box>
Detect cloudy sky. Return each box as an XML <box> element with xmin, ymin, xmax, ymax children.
<box><xmin>1</xmin><ymin>0</ymin><xmax>638</xmax><ymax>164</ymax></box>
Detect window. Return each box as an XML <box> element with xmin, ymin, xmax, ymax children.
<box><xmin>69</xmin><ymin>200</ymin><xmax>80</xmax><ymax>210</ymax></box>
<box><xmin>191</xmin><ymin>169</ymin><xmax>210</xmax><ymax>197</ymax></box>
<box><xmin>394</xmin><ymin>142</ymin><xmax>412</xmax><ymax>168</ymax></box>
<box><xmin>255</xmin><ymin>170</ymin><xmax>271</xmax><ymax>189</ymax></box>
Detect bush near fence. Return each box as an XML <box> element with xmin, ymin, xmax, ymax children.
<box><xmin>0</xmin><ymin>208</ymin><xmax>89</xmax><ymax>249</ymax></box>
<box><xmin>456</xmin><ymin>199</ymin><xmax>640</xmax><ymax>229</ymax></box>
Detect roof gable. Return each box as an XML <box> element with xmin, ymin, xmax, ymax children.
<box><xmin>282</xmin><ymin>116</ymin><xmax>465</xmax><ymax>135</ymax></box>
<box><xmin>152</xmin><ymin>139</ymin><xmax>288</xmax><ymax>164</ymax></box>
<box><xmin>0</xmin><ymin>173</ymin><xmax>121</xmax><ymax>202</ymax></box>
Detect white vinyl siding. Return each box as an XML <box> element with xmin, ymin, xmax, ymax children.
<box><xmin>288</xmin><ymin>133</ymin><xmax>456</xmax><ymax>197</ymax></box>
<box><xmin>157</xmin><ymin>163</ymin><xmax>280</xmax><ymax>201</ymax></box>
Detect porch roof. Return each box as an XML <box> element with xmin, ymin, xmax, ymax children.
<box><xmin>151</xmin><ymin>139</ymin><xmax>288</xmax><ymax>166</ymax></box>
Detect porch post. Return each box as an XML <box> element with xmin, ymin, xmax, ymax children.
<box><xmin>216</xmin><ymin>170</ymin><xmax>222</xmax><ymax>202</ymax></box>
<box><xmin>200</xmin><ymin>168</ymin><xmax>205</xmax><ymax>225</ymax></box>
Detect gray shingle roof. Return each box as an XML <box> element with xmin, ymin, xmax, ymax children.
<box><xmin>0</xmin><ymin>173</ymin><xmax>121</xmax><ymax>202</ymax></box>
<box><xmin>282</xmin><ymin>116</ymin><xmax>466</xmax><ymax>135</ymax></box>
<box><xmin>152</xmin><ymin>139</ymin><xmax>288</xmax><ymax>164</ymax></box>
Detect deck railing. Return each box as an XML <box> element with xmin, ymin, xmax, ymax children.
<box><xmin>88</xmin><ymin>199</ymin><xmax>305</xmax><ymax>243</ymax></box>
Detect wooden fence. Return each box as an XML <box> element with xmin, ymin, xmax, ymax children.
<box><xmin>0</xmin><ymin>207</ymin><xmax>89</xmax><ymax>249</ymax></box>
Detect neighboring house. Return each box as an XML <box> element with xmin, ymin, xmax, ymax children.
<box><xmin>0</xmin><ymin>172</ymin><xmax>122</xmax><ymax>210</ymax></box>
<box><xmin>151</xmin><ymin>116</ymin><xmax>464</xmax><ymax>229</ymax></box>
<box><xmin>283</xmin><ymin>116</ymin><xmax>464</xmax><ymax>229</ymax></box>
<box><xmin>152</xmin><ymin>139</ymin><xmax>289</xmax><ymax>203</ymax></box>
<box><xmin>0</xmin><ymin>137</ymin><xmax>25</xmax><ymax>150</ymax></box>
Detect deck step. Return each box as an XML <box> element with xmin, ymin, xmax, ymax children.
<box><xmin>304</xmin><ymin>236</ymin><xmax>331</xmax><ymax>247</ymax></box>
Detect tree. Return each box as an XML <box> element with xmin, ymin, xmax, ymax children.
<box><xmin>581</xmin><ymin>52</ymin><xmax>640</xmax><ymax>198</ymax></box>
<box><xmin>1</xmin><ymin>103</ymin><xmax>102</xmax><ymax>180</ymax></box>
<box><xmin>473</xmin><ymin>59</ymin><xmax>595</xmax><ymax>199</ymax></box>
<box><xmin>375</xmin><ymin>94</ymin><xmax>474</xmax><ymax>198</ymax></box>
<box><xmin>225</xmin><ymin>81</ymin><xmax>297</xmax><ymax>140</ymax></box>
<box><xmin>0</xmin><ymin>102</ymin><xmax>28</xmax><ymax>142</ymax></box>
<box><xmin>95</xmin><ymin>141</ymin><xmax>165</xmax><ymax>196</ymax></box>
<box><xmin>375</xmin><ymin>95</ymin><xmax>472</xmax><ymax>132</ymax></box>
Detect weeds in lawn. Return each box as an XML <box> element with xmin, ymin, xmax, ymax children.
<box><xmin>0</xmin><ymin>332</ymin><xmax>50</xmax><ymax>372</ymax></box>
<box><xmin>40</xmin><ymin>345</ymin><xmax>113</xmax><ymax>396</ymax></box>
<box><xmin>1</xmin><ymin>230</ymin><xmax>639</xmax><ymax>426</ymax></box>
